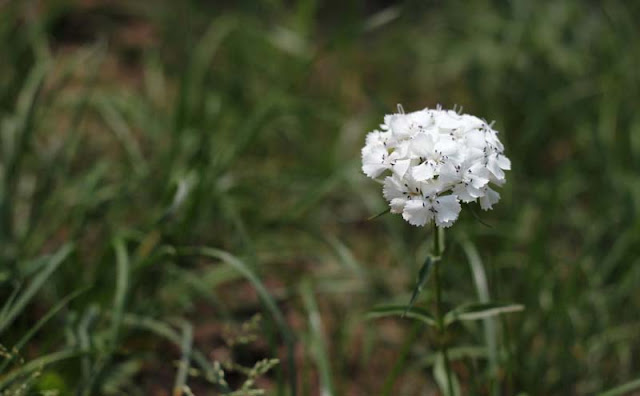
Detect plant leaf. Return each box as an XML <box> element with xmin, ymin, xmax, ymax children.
<box><xmin>122</xmin><ymin>314</ymin><xmax>229</xmax><ymax>393</ymax></box>
<box><xmin>598</xmin><ymin>377</ymin><xmax>640</xmax><ymax>396</ymax></box>
<box><xmin>433</xmin><ymin>352</ymin><xmax>461</xmax><ymax>396</ymax></box>
<box><xmin>367</xmin><ymin>208</ymin><xmax>390</xmax><ymax>221</ymax></box>
<box><xmin>0</xmin><ymin>243</ymin><xmax>74</xmax><ymax>334</ymax></box>
<box><xmin>0</xmin><ymin>287</ymin><xmax>87</xmax><ymax>373</ymax></box>
<box><xmin>366</xmin><ymin>305</ymin><xmax>436</xmax><ymax>327</ymax></box>
<box><xmin>460</xmin><ymin>237</ymin><xmax>498</xmax><ymax>378</ymax></box>
<box><xmin>405</xmin><ymin>255</ymin><xmax>434</xmax><ymax>315</ymax></box>
<box><xmin>0</xmin><ymin>349</ymin><xmax>82</xmax><ymax>389</ymax></box>
<box><xmin>174</xmin><ymin>246</ymin><xmax>297</xmax><ymax>396</ymax></box>
<box><xmin>299</xmin><ymin>280</ymin><xmax>334</xmax><ymax>396</ymax></box>
<box><xmin>444</xmin><ymin>302</ymin><xmax>524</xmax><ymax>327</ymax></box>
<box><xmin>173</xmin><ymin>320</ymin><xmax>193</xmax><ymax>396</ymax></box>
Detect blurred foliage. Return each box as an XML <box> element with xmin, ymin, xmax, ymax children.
<box><xmin>1</xmin><ymin>0</ymin><xmax>640</xmax><ymax>394</ymax></box>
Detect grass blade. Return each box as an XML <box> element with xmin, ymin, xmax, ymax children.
<box><xmin>0</xmin><ymin>349</ymin><xmax>82</xmax><ymax>389</ymax></box>
<box><xmin>174</xmin><ymin>246</ymin><xmax>297</xmax><ymax>396</ymax></box>
<box><xmin>433</xmin><ymin>352</ymin><xmax>461</xmax><ymax>396</ymax></box>
<box><xmin>0</xmin><ymin>243</ymin><xmax>74</xmax><ymax>334</ymax></box>
<box><xmin>122</xmin><ymin>314</ymin><xmax>229</xmax><ymax>393</ymax></box>
<box><xmin>444</xmin><ymin>303</ymin><xmax>524</xmax><ymax>327</ymax></box>
<box><xmin>0</xmin><ymin>62</ymin><xmax>47</xmax><ymax>243</ymax></box>
<box><xmin>0</xmin><ymin>287</ymin><xmax>87</xmax><ymax>373</ymax></box>
<box><xmin>460</xmin><ymin>238</ymin><xmax>498</xmax><ymax>380</ymax></box>
<box><xmin>300</xmin><ymin>280</ymin><xmax>334</xmax><ymax>396</ymax></box>
<box><xmin>95</xmin><ymin>96</ymin><xmax>147</xmax><ymax>176</ymax></box>
<box><xmin>367</xmin><ymin>305</ymin><xmax>436</xmax><ymax>327</ymax></box>
<box><xmin>0</xmin><ymin>282</ymin><xmax>22</xmax><ymax>322</ymax></box>
<box><xmin>599</xmin><ymin>378</ymin><xmax>640</xmax><ymax>396</ymax></box>
<box><xmin>111</xmin><ymin>237</ymin><xmax>130</xmax><ymax>349</ymax></box>
<box><xmin>173</xmin><ymin>320</ymin><xmax>193</xmax><ymax>396</ymax></box>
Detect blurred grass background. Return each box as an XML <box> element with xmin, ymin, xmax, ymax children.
<box><xmin>1</xmin><ymin>0</ymin><xmax>640</xmax><ymax>395</ymax></box>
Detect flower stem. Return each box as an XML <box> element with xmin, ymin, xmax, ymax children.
<box><xmin>433</xmin><ymin>222</ymin><xmax>454</xmax><ymax>395</ymax></box>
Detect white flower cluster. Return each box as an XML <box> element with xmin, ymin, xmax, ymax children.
<box><xmin>362</xmin><ymin>106</ymin><xmax>511</xmax><ymax>228</ymax></box>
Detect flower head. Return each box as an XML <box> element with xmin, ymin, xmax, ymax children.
<box><xmin>362</xmin><ymin>105</ymin><xmax>510</xmax><ymax>227</ymax></box>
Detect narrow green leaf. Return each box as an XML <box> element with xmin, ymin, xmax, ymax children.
<box><xmin>95</xmin><ymin>95</ymin><xmax>147</xmax><ymax>175</ymax></box>
<box><xmin>77</xmin><ymin>305</ymin><xmax>99</xmax><ymax>381</ymax></box>
<box><xmin>0</xmin><ymin>287</ymin><xmax>87</xmax><ymax>373</ymax></box>
<box><xmin>322</xmin><ymin>233</ymin><xmax>365</xmax><ymax>277</ymax></box>
<box><xmin>433</xmin><ymin>352</ymin><xmax>461</xmax><ymax>396</ymax></box>
<box><xmin>598</xmin><ymin>378</ymin><xmax>640</xmax><ymax>396</ymax></box>
<box><xmin>420</xmin><ymin>346</ymin><xmax>488</xmax><ymax>367</ymax></box>
<box><xmin>406</xmin><ymin>255</ymin><xmax>434</xmax><ymax>315</ymax></box>
<box><xmin>0</xmin><ymin>349</ymin><xmax>82</xmax><ymax>389</ymax></box>
<box><xmin>122</xmin><ymin>314</ymin><xmax>229</xmax><ymax>393</ymax></box>
<box><xmin>0</xmin><ymin>62</ymin><xmax>47</xmax><ymax>242</ymax></box>
<box><xmin>0</xmin><ymin>243</ymin><xmax>74</xmax><ymax>334</ymax></box>
<box><xmin>0</xmin><ymin>282</ymin><xmax>22</xmax><ymax>322</ymax></box>
<box><xmin>111</xmin><ymin>238</ymin><xmax>130</xmax><ymax>348</ymax></box>
<box><xmin>173</xmin><ymin>320</ymin><xmax>193</xmax><ymax>396</ymax></box>
<box><xmin>79</xmin><ymin>238</ymin><xmax>132</xmax><ymax>396</ymax></box>
<box><xmin>444</xmin><ymin>303</ymin><xmax>524</xmax><ymax>327</ymax></box>
<box><xmin>367</xmin><ymin>305</ymin><xmax>436</xmax><ymax>327</ymax></box>
<box><xmin>300</xmin><ymin>280</ymin><xmax>334</xmax><ymax>396</ymax></box>
<box><xmin>367</xmin><ymin>208</ymin><xmax>390</xmax><ymax>221</ymax></box>
<box><xmin>460</xmin><ymin>237</ymin><xmax>498</xmax><ymax>380</ymax></box>
<box><xmin>174</xmin><ymin>247</ymin><xmax>297</xmax><ymax>396</ymax></box>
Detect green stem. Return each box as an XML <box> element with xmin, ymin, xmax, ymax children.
<box><xmin>433</xmin><ymin>223</ymin><xmax>454</xmax><ymax>396</ymax></box>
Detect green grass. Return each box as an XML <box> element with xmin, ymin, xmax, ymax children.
<box><xmin>1</xmin><ymin>0</ymin><xmax>640</xmax><ymax>394</ymax></box>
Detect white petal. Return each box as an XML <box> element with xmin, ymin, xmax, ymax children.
<box><xmin>453</xmin><ymin>184</ymin><xmax>475</xmax><ymax>202</ymax></box>
<box><xmin>487</xmin><ymin>157</ymin><xmax>505</xmax><ymax>180</ymax></box>
<box><xmin>389</xmin><ymin>115</ymin><xmax>412</xmax><ymax>139</ymax></box>
<box><xmin>420</xmin><ymin>178</ymin><xmax>446</xmax><ymax>196</ymax></box>
<box><xmin>410</xmin><ymin>133</ymin><xmax>435</xmax><ymax>157</ymax></box>
<box><xmin>412</xmin><ymin>162</ymin><xmax>435</xmax><ymax>181</ymax></box>
<box><xmin>433</xmin><ymin>195</ymin><xmax>461</xmax><ymax>227</ymax></box>
<box><xmin>389</xmin><ymin>197</ymin><xmax>407</xmax><ymax>214</ymax></box>
<box><xmin>402</xmin><ymin>199</ymin><xmax>432</xmax><ymax>227</ymax></box>
<box><xmin>464</xmin><ymin>147</ymin><xmax>484</xmax><ymax>162</ymax></box>
<box><xmin>392</xmin><ymin>159</ymin><xmax>411</xmax><ymax>178</ymax></box>
<box><xmin>479</xmin><ymin>187</ymin><xmax>500</xmax><ymax>210</ymax></box>
<box><xmin>365</xmin><ymin>131</ymin><xmax>383</xmax><ymax>146</ymax></box>
<box><xmin>470</xmin><ymin>174</ymin><xmax>489</xmax><ymax>189</ymax></box>
<box><xmin>362</xmin><ymin>144</ymin><xmax>388</xmax><ymax>178</ymax></box>
<box><xmin>383</xmin><ymin>176</ymin><xmax>405</xmax><ymax>201</ymax></box>
<box><xmin>408</xmin><ymin>109</ymin><xmax>433</xmax><ymax>127</ymax></box>
<box><xmin>435</xmin><ymin>111</ymin><xmax>461</xmax><ymax>130</ymax></box>
<box><xmin>465</xmin><ymin>131</ymin><xmax>486</xmax><ymax>149</ymax></box>
<box><xmin>435</xmin><ymin>138</ymin><xmax>458</xmax><ymax>157</ymax></box>
<box><xmin>438</xmin><ymin>162</ymin><xmax>461</xmax><ymax>185</ymax></box>
<box><xmin>453</xmin><ymin>184</ymin><xmax>481</xmax><ymax>202</ymax></box>
<box><xmin>496</xmin><ymin>154</ymin><xmax>511</xmax><ymax>170</ymax></box>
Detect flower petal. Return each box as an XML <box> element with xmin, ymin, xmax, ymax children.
<box><xmin>412</xmin><ymin>162</ymin><xmax>435</xmax><ymax>181</ymax></box>
<box><xmin>383</xmin><ymin>176</ymin><xmax>406</xmax><ymax>201</ymax></box>
<box><xmin>434</xmin><ymin>195</ymin><xmax>461</xmax><ymax>227</ymax></box>
<box><xmin>392</xmin><ymin>159</ymin><xmax>412</xmax><ymax>178</ymax></box>
<box><xmin>362</xmin><ymin>144</ymin><xmax>389</xmax><ymax>178</ymax></box>
<box><xmin>479</xmin><ymin>187</ymin><xmax>500</xmax><ymax>210</ymax></box>
<box><xmin>496</xmin><ymin>154</ymin><xmax>511</xmax><ymax>170</ymax></box>
<box><xmin>402</xmin><ymin>199</ymin><xmax>432</xmax><ymax>227</ymax></box>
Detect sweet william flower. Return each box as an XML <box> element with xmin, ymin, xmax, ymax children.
<box><xmin>362</xmin><ymin>105</ymin><xmax>510</xmax><ymax>227</ymax></box>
